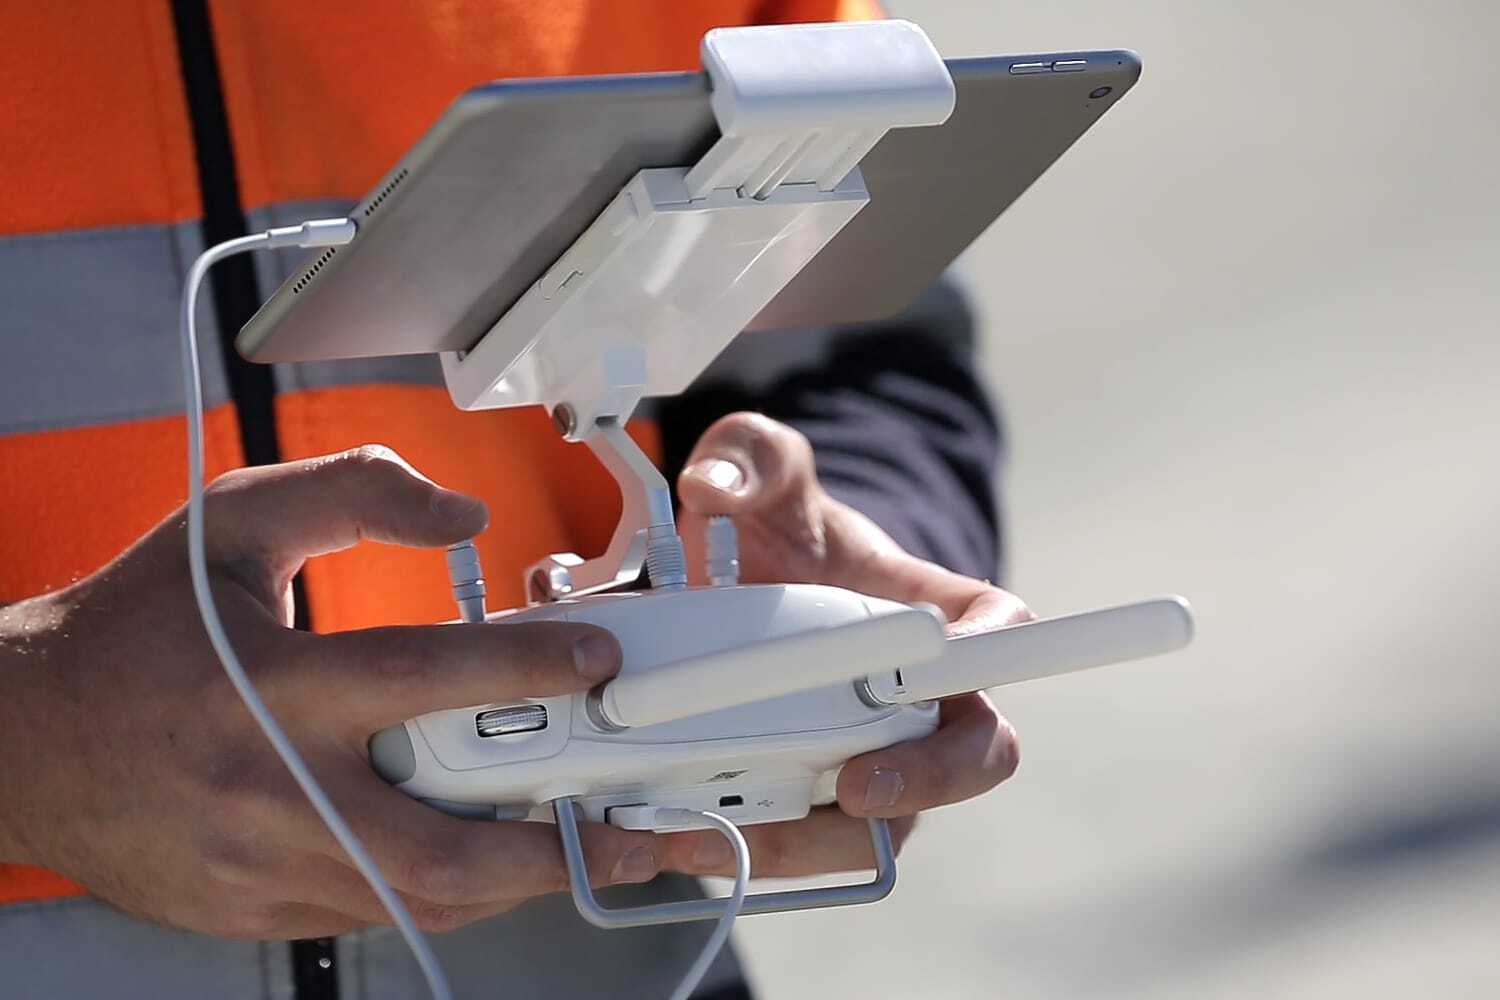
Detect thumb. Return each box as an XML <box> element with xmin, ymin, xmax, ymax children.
<box><xmin>203</xmin><ymin>445</ymin><xmax>488</xmax><ymax>578</ymax></box>
<box><xmin>678</xmin><ymin>413</ymin><xmax>817</xmax><ymax>517</ymax></box>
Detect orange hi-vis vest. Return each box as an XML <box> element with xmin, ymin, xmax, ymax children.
<box><xmin>0</xmin><ymin>0</ymin><xmax>879</xmax><ymax>908</ymax></box>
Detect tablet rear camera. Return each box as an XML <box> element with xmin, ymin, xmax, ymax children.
<box><xmin>1089</xmin><ymin>85</ymin><xmax>1113</xmax><ymax>100</ymax></box>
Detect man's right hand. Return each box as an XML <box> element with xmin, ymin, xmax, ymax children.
<box><xmin>0</xmin><ymin>446</ymin><xmax>663</xmax><ymax>938</ymax></box>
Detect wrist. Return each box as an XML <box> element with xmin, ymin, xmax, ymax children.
<box><xmin>0</xmin><ymin>592</ymin><xmax>70</xmax><ymax>866</ymax></box>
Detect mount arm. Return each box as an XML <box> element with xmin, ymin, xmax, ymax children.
<box><xmin>525</xmin><ymin>413</ymin><xmax>687</xmax><ymax>602</ymax></box>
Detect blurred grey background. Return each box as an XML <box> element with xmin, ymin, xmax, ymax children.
<box><xmin>733</xmin><ymin>2</ymin><xmax>1500</xmax><ymax>997</ymax></box>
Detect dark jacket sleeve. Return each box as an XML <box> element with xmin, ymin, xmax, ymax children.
<box><xmin>657</xmin><ymin>278</ymin><xmax>1005</xmax><ymax>581</ymax></box>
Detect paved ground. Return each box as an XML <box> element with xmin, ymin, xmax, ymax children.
<box><xmin>732</xmin><ymin>3</ymin><xmax>1500</xmax><ymax>996</ymax></box>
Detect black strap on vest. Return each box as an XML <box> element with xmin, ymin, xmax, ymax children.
<box><xmin>169</xmin><ymin>0</ymin><xmax>280</xmax><ymax>472</ymax></box>
<box><xmin>168</xmin><ymin>2</ymin><xmax>331</xmax><ymax>996</ymax></box>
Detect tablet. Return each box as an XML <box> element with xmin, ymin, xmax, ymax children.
<box><xmin>238</xmin><ymin>51</ymin><xmax>1141</xmax><ymax>364</ymax></box>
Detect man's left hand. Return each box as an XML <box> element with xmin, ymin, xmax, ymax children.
<box><xmin>661</xmin><ymin>413</ymin><xmax>1030</xmax><ymax>877</ymax></box>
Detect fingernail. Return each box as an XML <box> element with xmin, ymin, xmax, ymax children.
<box><xmin>686</xmin><ymin>459</ymin><xmax>746</xmax><ymax>494</ymax></box>
<box><xmin>573</xmin><ymin>632</ymin><xmax>621</xmax><ymax>682</ymax></box>
<box><xmin>612</xmin><ymin>846</ymin><xmax>658</xmax><ymax>883</ymax></box>
<box><xmin>862</xmin><ymin>768</ymin><xmax>905</xmax><ymax>812</ymax></box>
<box><xmin>431</xmin><ymin>489</ymin><xmax>485</xmax><ymax>522</ymax></box>
<box><xmin>692</xmin><ymin>834</ymin><xmax>734</xmax><ymax>871</ymax></box>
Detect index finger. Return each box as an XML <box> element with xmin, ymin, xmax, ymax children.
<box><xmin>850</xmin><ymin>547</ymin><xmax>1032</xmax><ymax>632</ymax></box>
<box><xmin>274</xmin><ymin>620</ymin><xmax>621</xmax><ymax>734</ymax></box>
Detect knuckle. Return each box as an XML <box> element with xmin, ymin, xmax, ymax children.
<box><xmin>537</xmin><ymin>866</ymin><xmax>569</xmax><ymax>895</ymax></box>
<box><xmin>366</xmin><ymin>631</ymin><xmax>441</xmax><ymax>687</ymax></box>
<box><xmin>995</xmin><ymin>717</ymin><xmax>1022</xmax><ymax>782</ymax></box>
<box><xmin>196</xmin><ymin>754</ymin><xmax>301</xmax><ymax>845</ymax></box>
<box><xmin>922</xmin><ymin>756</ymin><xmax>961</xmax><ymax>807</ymax></box>
<box><xmin>203</xmin><ymin>466</ymin><xmax>253</xmax><ymax>501</ymax></box>
<box><xmin>201</xmin><ymin>745</ymin><xmax>270</xmax><ymax>803</ymax></box>
<box><xmin>348</xmin><ymin>443</ymin><xmax>401</xmax><ymax>467</ymax></box>
<box><xmin>1001</xmin><ymin>592</ymin><xmax>1035</xmax><ymax>625</ymax></box>
<box><xmin>473</xmin><ymin>623</ymin><xmax>573</xmax><ymax>696</ymax></box>
<box><xmin>777</xmin><ymin>422</ymin><xmax>814</xmax><ymax>463</ymax></box>
<box><xmin>753</xmin><ymin>827</ymin><xmax>791</xmax><ymax>876</ymax></box>
<box><xmin>222</xmin><ymin>904</ymin><xmax>283</xmax><ymax>939</ymax></box>
<box><xmin>404</xmin><ymin>844</ymin><xmax>470</xmax><ymax>904</ymax></box>
<box><xmin>741</xmin><ymin>410</ymin><xmax>807</xmax><ymax>449</ymax></box>
<box><xmin>343</xmin><ymin>444</ymin><xmax>414</xmax><ymax>490</ymax></box>
<box><xmin>540</xmin><ymin>864</ymin><xmax>569</xmax><ymax>895</ymax></box>
<box><xmin>201</xmin><ymin>468</ymin><xmax>254</xmax><ymax>524</ymax></box>
<box><xmin>889</xmin><ymin>815</ymin><xmax>918</xmax><ymax>856</ymax></box>
<box><xmin>198</xmin><ymin>829</ymin><xmax>267</xmax><ymax>889</ymax></box>
<box><xmin>971</xmin><ymin>693</ymin><xmax>1020</xmax><ymax>782</ymax></box>
<box><xmin>203</xmin><ymin>638</ymin><xmax>277</xmax><ymax>701</ymax></box>
<box><xmin>753</xmin><ymin>411</ymin><xmax>811</xmax><ymax>459</ymax></box>
<box><xmin>713</xmin><ymin>412</ymin><xmax>810</xmax><ymax>460</ymax></box>
<box><xmin>511</xmin><ymin>623</ymin><xmax>581</xmax><ymax>677</ymax></box>
<box><xmin>409</xmin><ymin>899</ymin><xmax>466</xmax><ymax>934</ymax></box>
<box><xmin>710</xmin><ymin>411</ymin><xmax>765</xmax><ymax>440</ymax></box>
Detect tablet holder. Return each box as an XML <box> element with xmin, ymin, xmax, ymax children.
<box><xmin>437</xmin><ymin>20</ymin><xmax>955</xmax><ymax>601</ymax></box>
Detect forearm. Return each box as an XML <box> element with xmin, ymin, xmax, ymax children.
<box><xmin>770</xmin><ymin>325</ymin><xmax>1002</xmax><ymax>578</ymax></box>
<box><xmin>0</xmin><ymin>594</ymin><xmax>64</xmax><ymax>866</ymax></box>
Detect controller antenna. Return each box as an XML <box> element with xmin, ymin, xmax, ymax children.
<box><xmin>446</xmin><ymin>539</ymin><xmax>488</xmax><ymax>623</ymax></box>
<box><xmin>705</xmin><ymin>516</ymin><xmax>740</xmax><ymax>587</ymax></box>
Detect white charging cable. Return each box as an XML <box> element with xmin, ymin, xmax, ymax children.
<box><xmin>449</xmin><ymin>545</ymin><xmax>747</xmax><ymax>998</ymax></box>
<box><xmin>655</xmin><ymin>810</ymin><xmax>752</xmax><ymax>1000</ymax></box>
<box><xmin>178</xmin><ymin>220</ymin><xmax>453</xmax><ymax>1000</ymax></box>
<box><xmin>182</xmin><ymin>222</ymin><xmax>752</xmax><ymax>1000</ymax></box>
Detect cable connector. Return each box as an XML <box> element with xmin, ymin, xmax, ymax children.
<box><xmin>445</xmin><ymin>540</ymin><xmax>488</xmax><ymax>624</ymax></box>
<box><xmin>705</xmin><ymin>515</ymin><xmax>740</xmax><ymax>587</ymax></box>
<box><xmin>265</xmin><ymin>218</ymin><xmax>358</xmax><ymax>249</ymax></box>
<box><xmin>605</xmin><ymin>805</ymin><xmax>718</xmax><ymax>831</ymax></box>
<box><xmin>645</xmin><ymin>524</ymin><xmax>688</xmax><ymax>591</ymax></box>
<box><xmin>179</xmin><ymin>223</ymin><xmax>447</xmax><ymax>1000</ymax></box>
<box><xmin>594</xmin><ymin>803</ymin><xmax>752</xmax><ymax>1000</ymax></box>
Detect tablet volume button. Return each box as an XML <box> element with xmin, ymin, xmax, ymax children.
<box><xmin>1008</xmin><ymin>62</ymin><xmax>1051</xmax><ymax>75</ymax></box>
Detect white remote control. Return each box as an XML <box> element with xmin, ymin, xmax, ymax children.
<box><xmin>371</xmin><ymin>552</ymin><xmax>1192</xmax><ymax>928</ymax></box>
<box><xmin>372</xmin><ymin>584</ymin><xmax>1193</xmax><ymax>837</ymax></box>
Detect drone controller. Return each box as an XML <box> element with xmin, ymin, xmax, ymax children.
<box><xmin>351</xmin><ymin>22</ymin><xmax>1198</xmax><ymax>930</ymax></box>
<box><xmin>374</xmin><ymin>579</ymin><xmax>1193</xmax><ymax>833</ymax></box>
<box><xmin>373</xmin><ymin>538</ymin><xmax>1191</xmax><ymax>927</ymax></box>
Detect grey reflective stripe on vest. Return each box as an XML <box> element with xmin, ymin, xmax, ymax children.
<box><xmin>0</xmin><ymin>895</ymin><xmax>292</xmax><ymax>999</ymax></box>
<box><xmin>0</xmin><ymin>222</ymin><xmax>232</xmax><ymax>436</ymax></box>
<box><xmin>342</xmin><ymin>878</ymin><xmax>743</xmax><ymax>999</ymax></box>
<box><xmin>275</xmin><ymin>351</ymin><xmax>446</xmax><ymax>393</ymax></box>
<box><xmin>0</xmin><ymin>878</ymin><xmax>742</xmax><ymax>999</ymax></box>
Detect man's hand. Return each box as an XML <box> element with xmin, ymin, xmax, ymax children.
<box><xmin>0</xmin><ymin>446</ymin><xmax>663</xmax><ymax>938</ymax></box>
<box><xmin>664</xmin><ymin>413</ymin><xmax>1029</xmax><ymax>876</ymax></box>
